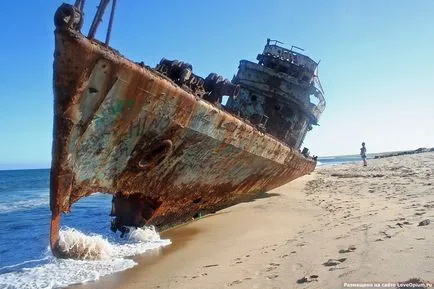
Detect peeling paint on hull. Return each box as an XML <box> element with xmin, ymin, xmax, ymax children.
<box><xmin>50</xmin><ymin>28</ymin><xmax>316</xmax><ymax>256</ymax></box>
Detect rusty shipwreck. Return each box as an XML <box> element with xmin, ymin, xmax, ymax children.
<box><xmin>50</xmin><ymin>0</ymin><xmax>326</xmax><ymax>256</ymax></box>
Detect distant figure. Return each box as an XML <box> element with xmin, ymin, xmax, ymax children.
<box><xmin>360</xmin><ymin>142</ymin><xmax>367</xmax><ymax>166</ymax></box>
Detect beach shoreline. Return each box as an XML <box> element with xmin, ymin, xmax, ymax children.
<box><xmin>70</xmin><ymin>152</ymin><xmax>434</xmax><ymax>289</ymax></box>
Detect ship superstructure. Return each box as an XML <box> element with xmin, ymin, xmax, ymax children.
<box><xmin>228</xmin><ymin>39</ymin><xmax>325</xmax><ymax>149</ymax></box>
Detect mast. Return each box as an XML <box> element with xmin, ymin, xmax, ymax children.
<box><xmin>88</xmin><ymin>0</ymin><xmax>110</xmax><ymax>40</ymax></box>
<box><xmin>105</xmin><ymin>0</ymin><xmax>117</xmax><ymax>45</ymax></box>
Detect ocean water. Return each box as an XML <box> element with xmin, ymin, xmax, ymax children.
<box><xmin>0</xmin><ymin>169</ymin><xmax>171</xmax><ymax>289</ymax></box>
<box><xmin>0</xmin><ymin>157</ymin><xmax>361</xmax><ymax>288</ymax></box>
<box><xmin>317</xmin><ymin>154</ymin><xmax>368</xmax><ymax>166</ymax></box>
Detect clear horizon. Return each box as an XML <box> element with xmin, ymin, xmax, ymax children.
<box><xmin>2</xmin><ymin>148</ymin><xmax>431</xmax><ymax>171</ymax></box>
<box><xmin>1</xmin><ymin>0</ymin><xmax>433</xmax><ymax>169</ymax></box>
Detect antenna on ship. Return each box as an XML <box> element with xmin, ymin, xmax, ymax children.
<box><xmin>290</xmin><ymin>45</ymin><xmax>305</xmax><ymax>52</ymax></box>
<box><xmin>314</xmin><ymin>60</ymin><xmax>325</xmax><ymax>95</ymax></box>
<box><xmin>87</xmin><ymin>0</ymin><xmax>117</xmax><ymax>46</ymax></box>
<box><xmin>105</xmin><ymin>0</ymin><xmax>117</xmax><ymax>45</ymax></box>
<box><xmin>73</xmin><ymin>0</ymin><xmax>85</xmax><ymax>11</ymax></box>
<box><xmin>267</xmin><ymin>39</ymin><xmax>284</xmax><ymax>45</ymax></box>
<box><xmin>314</xmin><ymin>60</ymin><xmax>321</xmax><ymax>76</ymax></box>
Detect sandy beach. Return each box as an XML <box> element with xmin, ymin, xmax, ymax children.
<box><xmin>71</xmin><ymin>152</ymin><xmax>433</xmax><ymax>289</ymax></box>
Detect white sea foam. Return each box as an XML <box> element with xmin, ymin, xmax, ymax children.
<box><xmin>0</xmin><ymin>256</ymin><xmax>50</xmax><ymax>272</ymax></box>
<box><xmin>58</xmin><ymin>228</ymin><xmax>113</xmax><ymax>260</ymax></box>
<box><xmin>0</xmin><ymin>257</ymin><xmax>136</xmax><ymax>289</ymax></box>
<box><xmin>0</xmin><ymin>226</ymin><xmax>171</xmax><ymax>289</ymax></box>
<box><xmin>0</xmin><ymin>198</ymin><xmax>48</xmax><ymax>213</ymax></box>
<box><xmin>112</xmin><ymin>226</ymin><xmax>170</xmax><ymax>257</ymax></box>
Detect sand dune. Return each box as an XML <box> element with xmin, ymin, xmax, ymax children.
<box><xmin>71</xmin><ymin>152</ymin><xmax>433</xmax><ymax>289</ymax></box>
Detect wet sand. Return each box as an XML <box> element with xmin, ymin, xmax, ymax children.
<box><xmin>71</xmin><ymin>152</ymin><xmax>434</xmax><ymax>289</ymax></box>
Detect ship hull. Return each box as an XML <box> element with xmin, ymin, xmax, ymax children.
<box><xmin>50</xmin><ymin>28</ymin><xmax>315</xmax><ymax>255</ymax></box>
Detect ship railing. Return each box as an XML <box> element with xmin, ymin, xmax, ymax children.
<box><xmin>309</xmin><ymin>89</ymin><xmax>326</xmax><ymax>123</ymax></box>
<box><xmin>262</xmin><ymin>44</ymin><xmax>317</xmax><ymax>73</ymax></box>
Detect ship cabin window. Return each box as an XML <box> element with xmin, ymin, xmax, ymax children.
<box><xmin>289</xmin><ymin>65</ymin><xmax>300</xmax><ymax>78</ymax></box>
<box><xmin>278</xmin><ymin>65</ymin><xmax>287</xmax><ymax>74</ymax></box>
<box><xmin>275</xmin><ymin>104</ymin><xmax>282</xmax><ymax>111</ymax></box>
<box><xmin>309</xmin><ymin>93</ymin><xmax>320</xmax><ymax>106</ymax></box>
<box><xmin>286</xmin><ymin>108</ymin><xmax>296</xmax><ymax>120</ymax></box>
<box><xmin>267</xmin><ymin>62</ymin><xmax>276</xmax><ymax>70</ymax></box>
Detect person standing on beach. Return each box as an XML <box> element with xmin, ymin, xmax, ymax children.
<box><xmin>360</xmin><ymin>142</ymin><xmax>367</xmax><ymax>166</ymax></box>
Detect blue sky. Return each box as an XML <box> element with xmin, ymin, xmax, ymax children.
<box><xmin>1</xmin><ymin>0</ymin><xmax>433</xmax><ymax>169</ymax></box>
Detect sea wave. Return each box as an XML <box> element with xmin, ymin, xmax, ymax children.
<box><xmin>0</xmin><ymin>198</ymin><xmax>49</xmax><ymax>214</ymax></box>
<box><xmin>0</xmin><ymin>226</ymin><xmax>171</xmax><ymax>289</ymax></box>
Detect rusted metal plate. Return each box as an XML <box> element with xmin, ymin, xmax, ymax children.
<box><xmin>50</xmin><ymin>26</ymin><xmax>316</xmax><ymax>256</ymax></box>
